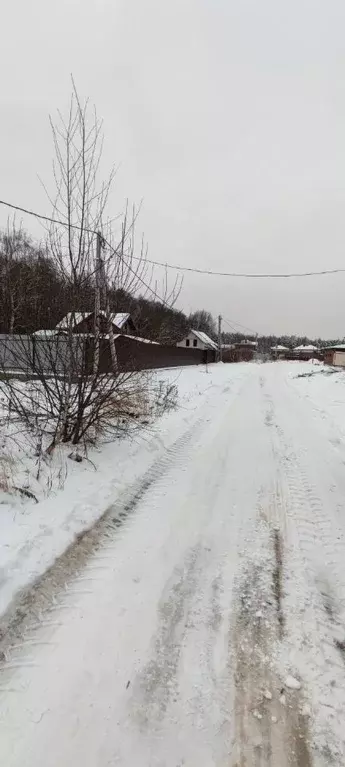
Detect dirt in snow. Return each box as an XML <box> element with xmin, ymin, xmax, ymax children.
<box><xmin>232</xmin><ymin>528</ymin><xmax>311</xmax><ymax>767</ymax></box>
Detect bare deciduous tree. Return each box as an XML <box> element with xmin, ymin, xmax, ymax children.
<box><xmin>188</xmin><ymin>310</ymin><xmax>216</xmax><ymax>339</ymax></box>
<box><xmin>0</xmin><ymin>84</ymin><xmax>182</xmax><ymax>456</ymax></box>
<box><xmin>0</xmin><ymin>223</ymin><xmax>36</xmax><ymax>334</ymax></box>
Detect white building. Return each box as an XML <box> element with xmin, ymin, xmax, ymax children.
<box><xmin>177</xmin><ymin>329</ymin><xmax>218</xmax><ymax>352</ymax></box>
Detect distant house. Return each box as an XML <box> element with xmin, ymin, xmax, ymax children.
<box><xmin>323</xmin><ymin>344</ymin><xmax>345</xmax><ymax>367</ymax></box>
<box><xmin>176</xmin><ymin>329</ymin><xmax>218</xmax><ymax>352</ymax></box>
<box><xmin>222</xmin><ymin>340</ymin><xmax>257</xmax><ymax>363</ymax></box>
<box><xmin>271</xmin><ymin>344</ymin><xmax>289</xmax><ymax>360</ymax></box>
<box><xmin>292</xmin><ymin>344</ymin><xmax>319</xmax><ymax>361</ymax></box>
<box><xmin>56</xmin><ymin>311</ymin><xmax>137</xmax><ymax>336</ymax></box>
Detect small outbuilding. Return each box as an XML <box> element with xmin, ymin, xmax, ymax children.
<box><xmin>323</xmin><ymin>345</ymin><xmax>345</xmax><ymax>367</ymax></box>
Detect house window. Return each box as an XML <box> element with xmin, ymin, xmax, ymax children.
<box><xmin>186</xmin><ymin>339</ymin><xmax>190</xmax><ymax>347</ymax></box>
<box><xmin>193</xmin><ymin>339</ymin><xmax>197</xmax><ymax>347</ymax></box>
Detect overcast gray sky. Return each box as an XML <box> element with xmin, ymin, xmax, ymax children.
<box><xmin>1</xmin><ymin>0</ymin><xmax>345</xmax><ymax>338</ymax></box>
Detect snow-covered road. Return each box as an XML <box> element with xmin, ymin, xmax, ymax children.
<box><xmin>2</xmin><ymin>363</ymin><xmax>345</xmax><ymax>765</ymax></box>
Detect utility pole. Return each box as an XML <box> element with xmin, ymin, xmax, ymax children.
<box><xmin>103</xmin><ymin>256</ymin><xmax>118</xmax><ymax>374</ymax></box>
<box><xmin>218</xmin><ymin>314</ymin><xmax>222</xmax><ymax>362</ymax></box>
<box><xmin>93</xmin><ymin>231</ymin><xmax>102</xmax><ymax>375</ymax></box>
<box><xmin>95</xmin><ymin>231</ymin><xmax>118</xmax><ymax>375</ymax></box>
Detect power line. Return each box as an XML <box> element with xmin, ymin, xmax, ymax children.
<box><xmin>100</xmin><ymin>233</ymin><xmax>182</xmax><ymax>309</ymax></box>
<box><xmin>111</xmin><ymin>248</ymin><xmax>174</xmax><ymax>309</ymax></box>
<box><xmin>0</xmin><ymin>199</ymin><xmax>136</xmax><ymax>296</ymax></box>
<box><xmin>1</xmin><ymin>197</ymin><xmax>345</xmax><ymax>279</ymax></box>
<box><xmin>129</xmin><ymin>270</ymin><xmax>172</xmax><ymax>308</ymax></box>
<box><xmin>135</xmin><ymin>257</ymin><xmax>345</xmax><ymax>279</ymax></box>
<box><xmin>223</xmin><ymin>320</ymin><xmax>237</xmax><ymax>334</ymax></box>
<box><xmin>0</xmin><ymin>198</ymin><xmax>176</xmax><ymax>308</ymax></box>
<box><xmin>0</xmin><ymin>199</ymin><xmax>170</xmax><ymax>306</ymax></box>
<box><xmin>223</xmin><ymin>317</ymin><xmax>257</xmax><ymax>336</ymax></box>
<box><xmin>0</xmin><ymin>199</ymin><xmax>98</xmax><ymax>235</ymax></box>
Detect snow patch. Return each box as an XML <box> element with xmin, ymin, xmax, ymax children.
<box><xmin>284</xmin><ymin>675</ymin><xmax>301</xmax><ymax>691</ymax></box>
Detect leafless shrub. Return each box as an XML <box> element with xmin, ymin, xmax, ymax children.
<box><xmin>152</xmin><ymin>381</ymin><xmax>178</xmax><ymax>417</ymax></box>
<box><xmin>0</xmin><ymin>83</ymin><xmax>182</xmax><ymax>457</ymax></box>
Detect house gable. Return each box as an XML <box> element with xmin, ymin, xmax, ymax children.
<box><xmin>56</xmin><ymin>311</ymin><xmax>137</xmax><ymax>336</ymax></box>
<box><xmin>176</xmin><ymin>329</ymin><xmax>218</xmax><ymax>351</ymax></box>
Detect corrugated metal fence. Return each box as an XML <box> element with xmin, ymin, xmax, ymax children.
<box><xmin>0</xmin><ymin>334</ymin><xmax>215</xmax><ymax>376</ymax></box>
<box><xmin>0</xmin><ymin>335</ymin><xmax>83</xmax><ymax>375</ymax></box>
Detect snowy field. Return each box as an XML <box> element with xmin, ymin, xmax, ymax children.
<box><xmin>1</xmin><ymin>361</ymin><xmax>345</xmax><ymax>764</ymax></box>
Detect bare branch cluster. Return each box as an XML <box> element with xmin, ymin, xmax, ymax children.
<box><xmin>0</xmin><ymin>83</ymin><xmax>182</xmax><ymax>451</ymax></box>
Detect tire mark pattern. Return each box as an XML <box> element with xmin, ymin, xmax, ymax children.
<box><xmin>0</xmin><ymin>415</ymin><xmax>206</xmax><ymax>671</ymax></box>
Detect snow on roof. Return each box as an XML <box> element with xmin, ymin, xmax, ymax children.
<box><xmin>294</xmin><ymin>345</ymin><xmax>318</xmax><ymax>351</ymax></box>
<box><xmin>56</xmin><ymin>312</ymin><xmax>86</xmax><ymax>329</ymax></box>
<box><xmin>110</xmin><ymin>334</ymin><xmax>159</xmax><ymax>345</ymax></box>
<box><xmin>271</xmin><ymin>345</ymin><xmax>289</xmax><ymax>351</ymax></box>
<box><xmin>191</xmin><ymin>329</ymin><xmax>218</xmax><ymax>350</ymax></box>
<box><xmin>111</xmin><ymin>312</ymin><xmax>131</xmax><ymax>328</ymax></box>
<box><xmin>33</xmin><ymin>329</ymin><xmax>62</xmax><ymax>338</ymax></box>
<box><xmin>56</xmin><ymin>311</ymin><xmax>131</xmax><ymax>330</ymax></box>
<box><xmin>322</xmin><ymin>344</ymin><xmax>345</xmax><ymax>351</ymax></box>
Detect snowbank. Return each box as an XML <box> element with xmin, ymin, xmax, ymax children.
<box><xmin>289</xmin><ymin>363</ymin><xmax>345</xmax><ymax>443</ymax></box>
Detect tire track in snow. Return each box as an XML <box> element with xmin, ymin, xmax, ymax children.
<box><xmin>122</xmin><ymin>377</ymin><xmax>262</xmax><ymax>761</ymax></box>
<box><xmin>281</xmin><ymin>455</ymin><xmax>345</xmax><ymax>764</ymax></box>
<box><xmin>0</xmin><ymin>368</ymin><xmax>250</xmax><ymax>679</ymax></box>
<box><xmin>262</xmin><ymin>369</ymin><xmax>345</xmax><ymax>764</ymax></box>
<box><xmin>0</xmin><ymin>369</ymin><xmax>262</xmax><ymax>767</ymax></box>
<box><xmin>0</xmin><ymin>415</ymin><xmax>207</xmax><ymax>667</ymax></box>
<box><xmin>130</xmin><ymin>544</ymin><xmax>201</xmax><ymax>724</ymax></box>
<box><xmin>228</xmin><ymin>375</ymin><xmax>312</xmax><ymax>765</ymax></box>
<box><xmin>232</xmin><ymin>518</ymin><xmax>311</xmax><ymax>767</ymax></box>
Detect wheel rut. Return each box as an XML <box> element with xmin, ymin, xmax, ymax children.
<box><xmin>232</xmin><ymin>523</ymin><xmax>311</xmax><ymax>767</ymax></box>
<box><xmin>260</xmin><ymin>370</ymin><xmax>345</xmax><ymax>763</ymax></box>
<box><xmin>0</xmin><ymin>417</ymin><xmax>206</xmax><ymax>668</ymax></box>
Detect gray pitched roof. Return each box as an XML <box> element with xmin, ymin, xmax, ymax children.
<box><xmin>322</xmin><ymin>344</ymin><xmax>345</xmax><ymax>351</ymax></box>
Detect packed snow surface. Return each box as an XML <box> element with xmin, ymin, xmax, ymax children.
<box><xmin>1</xmin><ymin>362</ymin><xmax>345</xmax><ymax>764</ymax></box>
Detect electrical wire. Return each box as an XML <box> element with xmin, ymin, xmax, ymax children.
<box><xmin>1</xmin><ymin>197</ymin><xmax>345</xmax><ymax>279</ymax></box>
<box><xmin>116</xmin><ymin>251</ymin><xmax>174</xmax><ymax>309</ymax></box>
<box><xmin>100</xmin><ymin>234</ymin><xmax>182</xmax><ymax>309</ymax></box>
<box><xmin>0</xmin><ymin>199</ymin><xmax>139</xmax><ymax>297</ymax></box>
<box><xmin>0</xmin><ymin>199</ymin><xmax>179</xmax><ymax>308</ymax></box>
<box><xmin>134</xmin><ymin>258</ymin><xmax>345</xmax><ymax>279</ymax></box>
<box><xmin>0</xmin><ymin>199</ymin><xmax>99</xmax><ymax>235</ymax></box>
<box><xmin>223</xmin><ymin>317</ymin><xmax>257</xmax><ymax>336</ymax></box>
